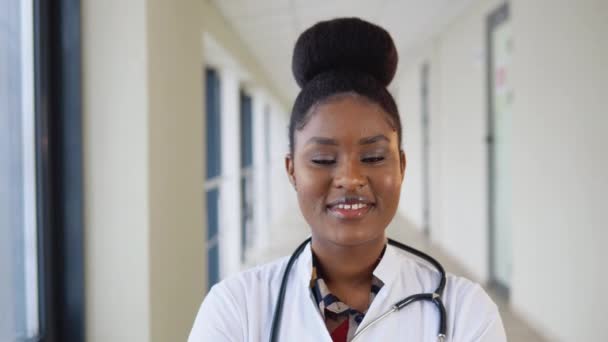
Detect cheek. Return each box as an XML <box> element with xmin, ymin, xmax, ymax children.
<box><xmin>295</xmin><ymin>167</ymin><xmax>331</xmax><ymax>208</ymax></box>
<box><xmin>375</xmin><ymin>170</ymin><xmax>403</xmax><ymax>204</ymax></box>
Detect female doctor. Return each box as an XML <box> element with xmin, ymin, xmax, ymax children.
<box><xmin>189</xmin><ymin>18</ymin><xmax>507</xmax><ymax>342</ymax></box>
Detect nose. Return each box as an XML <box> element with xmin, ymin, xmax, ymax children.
<box><xmin>333</xmin><ymin>158</ymin><xmax>367</xmax><ymax>190</ymax></box>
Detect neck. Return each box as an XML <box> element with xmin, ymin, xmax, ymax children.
<box><xmin>311</xmin><ymin>234</ymin><xmax>386</xmax><ymax>287</ymax></box>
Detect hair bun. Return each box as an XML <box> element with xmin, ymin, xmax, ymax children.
<box><xmin>292</xmin><ymin>17</ymin><xmax>398</xmax><ymax>89</ymax></box>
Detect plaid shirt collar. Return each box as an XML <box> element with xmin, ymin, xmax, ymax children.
<box><xmin>309</xmin><ymin>246</ymin><xmax>386</xmax><ymax>340</ymax></box>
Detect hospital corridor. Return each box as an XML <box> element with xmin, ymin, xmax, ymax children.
<box><xmin>1</xmin><ymin>0</ymin><xmax>606</xmax><ymax>341</ymax></box>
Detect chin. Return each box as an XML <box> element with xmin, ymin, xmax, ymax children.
<box><xmin>329</xmin><ymin>228</ymin><xmax>385</xmax><ymax>247</ymax></box>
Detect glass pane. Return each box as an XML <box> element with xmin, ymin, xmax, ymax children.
<box><xmin>491</xmin><ymin>17</ymin><xmax>513</xmax><ymax>288</ymax></box>
<box><xmin>239</xmin><ymin>91</ymin><xmax>254</xmax><ymax>261</ymax></box>
<box><xmin>239</xmin><ymin>91</ymin><xmax>253</xmax><ymax>168</ymax></box>
<box><xmin>263</xmin><ymin>106</ymin><xmax>270</xmax><ymax>164</ymax></box>
<box><xmin>0</xmin><ymin>0</ymin><xmax>39</xmax><ymax>340</ymax></box>
<box><xmin>206</xmin><ymin>189</ymin><xmax>220</xmax><ymax>287</ymax></box>
<box><xmin>205</xmin><ymin>68</ymin><xmax>222</xmax><ymax>180</ymax></box>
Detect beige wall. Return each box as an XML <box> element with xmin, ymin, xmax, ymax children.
<box><xmin>82</xmin><ymin>0</ymin><xmax>286</xmax><ymax>341</ymax></box>
<box><xmin>396</xmin><ymin>0</ymin><xmax>608</xmax><ymax>340</ymax></box>
<box><xmin>83</xmin><ymin>0</ymin><xmax>151</xmax><ymax>340</ymax></box>
<box><xmin>146</xmin><ymin>0</ymin><xmax>205</xmax><ymax>341</ymax></box>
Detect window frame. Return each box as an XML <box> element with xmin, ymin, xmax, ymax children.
<box><xmin>34</xmin><ymin>0</ymin><xmax>85</xmax><ymax>341</ymax></box>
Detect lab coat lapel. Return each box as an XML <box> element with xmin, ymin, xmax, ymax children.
<box><xmin>364</xmin><ymin>243</ymin><xmax>401</xmax><ymax>319</ymax></box>
<box><xmin>355</xmin><ymin>244</ymin><xmax>433</xmax><ymax>341</ymax></box>
<box><xmin>282</xmin><ymin>242</ymin><xmax>332</xmax><ymax>341</ymax></box>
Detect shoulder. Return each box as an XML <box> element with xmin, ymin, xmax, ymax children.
<box><xmin>444</xmin><ymin>275</ymin><xmax>506</xmax><ymax>341</ymax></box>
<box><xmin>389</xmin><ymin>247</ymin><xmax>506</xmax><ymax>341</ymax></box>
<box><xmin>443</xmin><ymin>274</ymin><xmax>498</xmax><ymax>319</ymax></box>
<box><xmin>218</xmin><ymin>255</ymin><xmax>291</xmax><ymax>298</ymax></box>
<box><xmin>389</xmin><ymin>246</ymin><xmax>495</xmax><ymax>311</ymax></box>
<box><xmin>188</xmin><ymin>256</ymin><xmax>291</xmax><ymax>342</ymax></box>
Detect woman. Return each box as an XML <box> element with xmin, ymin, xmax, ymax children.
<box><xmin>189</xmin><ymin>18</ymin><xmax>506</xmax><ymax>342</ymax></box>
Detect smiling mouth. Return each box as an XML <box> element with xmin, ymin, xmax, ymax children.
<box><xmin>326</xmin><ymin>198</ymin><xmax>374</xmax><ymax>220</ymax></box>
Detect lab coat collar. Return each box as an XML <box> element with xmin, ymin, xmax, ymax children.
<box><xmin>372</xmin><ymin>241</ymin><xmax>399</xmax><ymax>285</ymax></box>
<box><xmin>292</xmin><ymin>239</ymin><xmax>408</xmax><ymax>341</ymax></box>
<box><xmin>296</xmin><ymin>241</ymin><xmax>314</xmax><ymax>287</ymax></box>
<box><xmin>296</xmin><ymin>239</ymin><xmax>399</xmax><ymax>289</ymax></box>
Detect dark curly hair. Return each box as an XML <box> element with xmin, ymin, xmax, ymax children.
<box><xmin>289</xmin><ymin>17</ymin><xmax>401</xmax><ymax>153</ymax></box>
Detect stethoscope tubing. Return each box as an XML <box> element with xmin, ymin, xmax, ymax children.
<box><xmin>269</xmin><ymin>237</ymin><xmax>448</xmax><ymax>342</ymax></box>
<box><xmin>270</xmin><ymin>238</ymin><xmax>310</xmax><ymax>342</ymax></box>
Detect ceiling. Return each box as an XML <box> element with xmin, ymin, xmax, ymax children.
<box><xmin>212</xmin><ymin>0</ymin><xmax>475</xmax><ymax>103</ymax></box>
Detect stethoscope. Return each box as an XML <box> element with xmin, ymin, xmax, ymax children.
<box><xmin>270</xmin><ymin>237</ymin><xmax>448</xmax><ymax>342</ymax></box>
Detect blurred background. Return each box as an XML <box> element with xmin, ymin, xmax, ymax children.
<box><xmin>1</xmin><ymin>0</ymin><xmax>606</xmax><ymax>341</ymax></box>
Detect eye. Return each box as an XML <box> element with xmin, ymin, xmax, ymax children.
<box><xmin>311</xmin><ymin>158</ymin><xmax>336</xmax><ymax>165</ymax></box>
<box><xmin>362</xmin><ymin>156</ymin><xmax>385</xmax><ymax>163</ymax></box>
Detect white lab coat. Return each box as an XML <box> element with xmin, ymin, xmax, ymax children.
<box><xmin>189</xmin><ymin>242</ymin><xmax>506</xmax><ymax>341</ymax></box>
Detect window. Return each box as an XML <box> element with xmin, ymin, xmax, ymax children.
<box><xmin>239</xmin><ymin>90</ymin><xmax>253</xmax><ymax>261</ymax></box>
<box><xmin>1</xmin><ymin>1</ymin><xmax>84</xmax><ymax>340</ymax></box>
<box><xmin>1</xmin><ymin>0</ymin><xmax>39</xmax><ymax>340</ymax></box>
<box><xmin>205</xmin><ymin>67</ymin><xmax>222</xmax><ymax>288</ymax></box>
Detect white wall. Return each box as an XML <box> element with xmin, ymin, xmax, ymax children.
<box><xmin>509</xmin><ymin>1</ymin><xmax>608</xmax><ymax>340</ymax></box>
<box><xmin>395</xmin><ymin>59</ymin><xmax>425</xmax><ymax>229</ymax></box>
<box><xmin>267</xmin><ymin>102</ymin><xmax>294</xmax><ymax>225</ymax></box>
<box><xmin>396</xmin><ymin>0</ymin><xmax>608</xmax><ymax>340</ymax></box>
<box><xmin>262</xmin><ymin>100</ymin><xmax>307</xmax><ymax>261</ymax></box>
<box><xmin>397</xmin><ymin>0</ymin><xmax>504</xmax><ymax>283</ymax></box>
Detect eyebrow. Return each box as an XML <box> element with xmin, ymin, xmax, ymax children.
<box><xmin>358</xmin><ymin>134</ymin><xmax>390</xmax><ymax>145</ymax></box>
<box><xmin>305</xmin><ymin>134</ymin><xmax>390</xmax><ymax>146</ymax></box>
<box><xmin>306</xmin><ymin>137</ymin><xmax>338</xmax><ymax>146</ymax></box>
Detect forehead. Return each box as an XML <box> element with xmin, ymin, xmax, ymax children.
<box><xmin>296</xmin><ymin>96</ymin><xmax>397</xmax><ymax>144</ymax></box>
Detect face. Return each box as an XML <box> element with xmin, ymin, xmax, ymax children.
<box><xmin>286</xmin><ymin>95</ymin><xmax>406</xmax><ymax>248</ymax></box>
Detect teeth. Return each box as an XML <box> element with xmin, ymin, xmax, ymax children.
<box><xmin>334</xmin><ymin>203</ymin><xmax>368</xmax><ymax>210</ymax></box>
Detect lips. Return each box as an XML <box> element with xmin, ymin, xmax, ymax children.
<box><xmin>326</xmin><ymin>197</ymin><xmax>374</xmax><ymax>219</ymax></box>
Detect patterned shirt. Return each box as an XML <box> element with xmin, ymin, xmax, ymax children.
<box><xmin>309</xmin><ymin>247</ymin><xmax>386</xmax><ymax>342</ymax></box>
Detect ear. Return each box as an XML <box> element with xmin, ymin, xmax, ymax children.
<box><xmin>399</xmin><ymin>150</ymin><xmax>407</xmax><ymax>181</ymax></box>
<box><xmin>285</xmin><ymin>153</ymin><xmax>296</xmax><ymax>189</ymax></box>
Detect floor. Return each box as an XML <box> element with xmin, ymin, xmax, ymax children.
<box><xmin>246</xmin><ymin>213</ymin><xmax>547</xmax><ymax>342</ymax></box>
